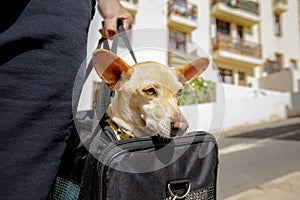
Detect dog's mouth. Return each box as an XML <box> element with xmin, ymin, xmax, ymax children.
<box><xmin>137</xmin><ymin>104</ymin><xmax>189</xmax><ymax>139</ymax></box>
<box><xmin>154</xmin><ymin>118</ymin><xmax>188</xmax><ymax>139</ymax></box>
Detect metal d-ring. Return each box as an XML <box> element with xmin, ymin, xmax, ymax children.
<box><xmin>167</xmin><ymin>182</ymin><xmax>191</xmax><ymax>199</ymax></box>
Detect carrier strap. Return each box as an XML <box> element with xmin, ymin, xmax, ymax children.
<box><xmin>78</xmin><ymin>19</ymin><xmax>136</xmax><ymax>200</ymax></box>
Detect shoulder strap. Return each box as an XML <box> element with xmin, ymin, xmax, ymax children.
<box><xmin>90</xmin><ymin>19</ymin><xmax>137</xmax><ymax>149</ymax></box>
<box><xmin>116</xmin><ymin>19</ymin><xmax>137</xmax><ymax>64</ymax></box>
<box><xmin>78</xmin><ymin>19</ymin><xmax>137</xmax><ymax>200</ymax></box>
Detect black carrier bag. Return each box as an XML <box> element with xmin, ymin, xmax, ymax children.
<box><xmin>50</xmin><ymin>19</ymin><xmax>219</xmax><ymax>200</ymax></box>
<box><xmin>92</xmin><ymin>130</ymin><xmax>218</xmax><ymax>200</ymax></box>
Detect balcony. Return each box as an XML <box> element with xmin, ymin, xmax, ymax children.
<box><xmin>168</xmin><ymin>0</ymin><xmax>198</xmax><ymax>34</ymax></box>
<box><xmin>264</xmin><ymin>60</ymin><xmax>281</xmax><ymax>75</ymax></box>
<box><xmin>168</xmin><ymin>50</ymin><xmax>197</xmax><ymax>68</ymax></box>
<box><xmin>211</xmin><ymin>0</ymin><xmax>260</xmax><ymax>27</ymax></box>
<box><xmin>212</xmin><ymin>34</ymin><xmax>262</xmax><ymax>67</ymax></box>
<box><xmin>120</xmin><ymin>0</ymin><xmax>138</xmax><ymax>15</ymax></box>
<box><xmin>273</xmin><ymin>0</ymin><xmax>288</xmax><ymax>15</ymax></box>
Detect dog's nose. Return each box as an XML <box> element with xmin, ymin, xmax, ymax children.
<box><xmin>170</xmin><ymin>120</ymin><xmax>189</xmax><ymax>137</ymax></box>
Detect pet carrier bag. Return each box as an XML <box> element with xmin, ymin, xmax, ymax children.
<box><xmin>91</xmin><ymin>128</ymin><xmax>218</xmax><ymax>200</ymax></box>
<box><xmin>50</xmin><ymin>19</ymin><xmax>219</xmax><ymax>200</ymax></box>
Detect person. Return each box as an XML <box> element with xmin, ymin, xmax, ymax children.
<box><xmin>0</xmin><ymin>0</ymin><xmax>132</xmax><ymax>199</ymax></box>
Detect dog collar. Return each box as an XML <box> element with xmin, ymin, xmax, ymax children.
<box><xmin>105</xmin><ymin>115</ymin><xmax>135</xmax><ymax>140</ymax></box>
<box><xmin>117</xmin><ymin>126</ymin><xmax>135</xmax><ymax>140</ymax></box>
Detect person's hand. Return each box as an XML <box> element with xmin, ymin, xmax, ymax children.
<box><xmin>98</xmin><ymin>0</ymin><xmax>133</xmax><ymax>39</ymax></box>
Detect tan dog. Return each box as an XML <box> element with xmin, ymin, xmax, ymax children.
<box><xmin>92</xmin><ymin>49</ymin><xmax>209</xmax><ymax>139</ymax></box>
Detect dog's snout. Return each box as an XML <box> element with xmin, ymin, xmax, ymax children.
<box><xmin>170</xmin><ymin>120</ymin><xmax>189</xmax><ymax>137</ymax></box>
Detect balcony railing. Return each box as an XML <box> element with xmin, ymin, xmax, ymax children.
<box><xmin>264</xmin><ymin>60</ymin><xmax>281</xmax><ymax>75</ymax></box>
<box><xmin>212</xmin><ymin>0</ymin><xmax>259</xmax><ymax>15</ymax></box>
<box><xmin>168</xmin><ymin>50</ymin><xmax>197</xmax><ymax>67</ymax></box>
<box><xmin>168</xmin><ymin>0</ymin><xmax>198</xmax><ymax>21</ymax></box>
<box><xmin>213</xmin><ymin>34</ymin><xmax>262</xmax><ymax>59</ymax></box>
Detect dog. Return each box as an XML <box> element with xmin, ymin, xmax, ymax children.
<box><xmin>92</xmin><ymin>49</ymin><xmax>209</xmax><ymax>139</ymax></box>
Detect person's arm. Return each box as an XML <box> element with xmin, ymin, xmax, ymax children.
<box><xmin>97</xmin><ymin>0</ymin><xmax>133</xmax><ymax>38</ymax></box>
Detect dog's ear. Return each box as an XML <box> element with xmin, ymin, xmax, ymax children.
<box><xmin>93</xmin><ymin>49</ymin><xmax>132</xmax><ymax>90</ymax></box>
<box><xmin>174</xmin><ymin>57</ymin><xmax>209</xmax><ymax>85</ymax></box>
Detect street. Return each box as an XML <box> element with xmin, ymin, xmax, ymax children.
<box><xmin>217</xmin><ymin>117</ymin><xmax>300</xmax><ymax>199</ymax></box>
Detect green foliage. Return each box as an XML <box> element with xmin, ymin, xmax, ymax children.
<box><xmin>179</xmin><ymin>77</ymin><xmax>216</xmax><ymax>106</ymax></box>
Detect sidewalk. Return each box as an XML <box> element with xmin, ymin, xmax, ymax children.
<box><xmin>224</xmin><ymin>171</ymin><xmax>300</xmax><ymax>200</ymax></box>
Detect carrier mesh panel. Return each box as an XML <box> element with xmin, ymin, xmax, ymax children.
<box><xmin>166</xmin><ymin>183</ymin><xmax>215</xmax><ymax>200</ymax></box>
<box><xmin>53</xmin><ymin>177</ymin><xmax>80</xmax><ymax>200</ymax></box>
<box><xmin>185</xmin><ymin>184</ymin><xmax>215</xmax><ymax>200</ymax></box>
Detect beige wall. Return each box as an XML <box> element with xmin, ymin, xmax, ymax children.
<box><xmin>259</xmin><ymin>69</ymin><xmax>294</xmax><ymax>92</ymax></box>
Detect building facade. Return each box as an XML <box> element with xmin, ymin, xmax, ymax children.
<box><xmin>80</xmin><ymin>0</ymin><xmax>300</xmax><ymax>111</ymax></box>
<box><xmin>259</xmin><ymin>0</ymin><xmax>300</xmax><ymax>92</ymax></box>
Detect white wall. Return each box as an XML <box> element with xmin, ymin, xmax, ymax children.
<box><xmin>181</xmin><ymin>83</ymin><xmax>291</xmax><ymax>137</ymax></box>
<box><xmin>280</xmin><ymin>0</ymin><xmax>300</xmax><ymax>67</ymax></box>
<box><xmin>260</xmin><ymin>0</ymin><xmax>300</xmax><ymax>70</ymax></box>
<box><xmin>191</xmin><ymin>0</ymin><xmax>211</xmax><ymax>52</ymax></box>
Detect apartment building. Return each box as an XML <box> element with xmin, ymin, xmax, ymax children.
<box><xmin>259</xmin><ymin>0</ymin><xmax>300</xmax><ymax>92</ymax></box>
<box><xmin>211</xmin><ymin>0</ymin><xmax>300</xmax><ymax>92</ymax></box>
<box><xmin>81</xmin><ymin>0</ymin><xmax>300</xmax><ymax>110</ymax></box>
<box><xmin>211</xmin><ymin>0</ymin><xmax>262</xmax><ymax>88</ymax></box>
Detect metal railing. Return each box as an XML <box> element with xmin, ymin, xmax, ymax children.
<box><xmin>264</xmin><ymin>60</ymin><xmax>281</xmax><ymax>75</ymax></box>
<box><xmin>213</xmin><ymin>34</ymin><xmax>262</xmax><ymax>59</ymax></box>
<box><xmin>168</xmin><ymin>0</ymin><xmax>198</xmax><ymax>21</ymax></box>
<box><xmin>212</xmin><ymin>0</ymin><xmax>259</xmax><ymax>15</ymax></box>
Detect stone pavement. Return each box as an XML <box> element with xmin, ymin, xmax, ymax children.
<box><xmin>224</xmin><ymin>171</ymin><xmax>300</xmax><ymax>200</ymax></box>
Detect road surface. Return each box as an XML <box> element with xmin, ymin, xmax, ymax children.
<box><xmin>217</xmin><ymin>117</ymin><xmax>300</xmax><ymax>199</ymax></box>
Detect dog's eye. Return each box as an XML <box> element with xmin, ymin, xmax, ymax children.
<box><xmin>143</xmin><ymin>88</ymin><xmax>157</xmax><ymax>97</ymax></box>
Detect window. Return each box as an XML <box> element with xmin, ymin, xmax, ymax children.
<box><xmin>169</xmin><ymin>0</ymin><xmax>197</xmax><ymax>20</ymax></box>
<box><xmin>265</xmin><ymin>53</ymin><xmax>284</xmax><ymax>75</ymax></box>
<box><xmin>219</xmin><ymin>68</ymin><xmax>233</xmax><ymax>84</ymax></box>
<box><xmin>237</xmin><ymin>25</ymin><xmax>243</xmax><ymax>42</ymax></box>
<box><xmin>170</xmin><ymin>0</ymin><xmax>188</xmax><ymax>16</ymax></box>
<box><xmin>216</xmin><ymin>19</ymin><xmax>230</xmax><ymax>36</ymax></box>
<box><xmin>238</xmin><ymin>72</ymin><xmax>246</xmax><ymax>86</ymax></box>
<box><xmin>265</xmin><ymin>61</ymin><xmax>279</xmax><ymax>75</ymax></box>
<box><xmin>275</xmin><ymin>53</ymin><xmax>283</xmax><ymax>70</ymax></box>
<box><xmin>290</xmin><ymin>59</ymin><xmax>298</xmax><ymax>70</ymax></box>
<box><xmin>169</xmin><ymin>31</ymin><xmax>186</xmax><ymax>52</ymax></box>
<box><xmin>274</xmin><ymin>15</ymin><xmax>282</xmax><ymax>36</ymax></box>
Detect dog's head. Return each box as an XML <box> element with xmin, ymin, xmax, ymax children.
<box><xmin>93</xmin><ymin>49</ymin><xmax>209</xmax><ymax>139</ymax></box>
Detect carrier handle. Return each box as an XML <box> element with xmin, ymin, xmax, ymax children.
<box><xmin>90</xmin><ymin>18</ymin><xmax>137</xmax><ymax>141</ymax></box>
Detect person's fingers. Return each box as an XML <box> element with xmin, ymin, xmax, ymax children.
<box><xmin>100</xmin><ymin>20</ymin><xmax>116</xmax><ymax>39</ymax></box>
<box><xmin>100</xmin><ymin>15</ymin><xmax>133</xmax><ymax>39</ymax></box>
<box><xmin>119</xmin><ymin>15</ymin><xmax>133</xmax><ymax>30</ymax></box>
<box><xmin>97</xmin><ymin>0</ymin><xmax>133</xmax><ymax>38</ymax></box>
